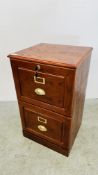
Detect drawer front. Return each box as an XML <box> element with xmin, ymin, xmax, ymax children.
<box><xmin>24</xmin><ymin>109</ymin><xmax>63</xmax><ymax>143</ymax></box>
<box><xmin>11</xmin><ymin>60</ymin><xmax>75</xmax><ymax>115</ymax></box>
<box><xmin>19</xmin><ymin>102</ymin><xmax>71</xmax><ymax>147</ymax></box>
<box><xmin>18</xmin><ymin>67</ymin><xmax>65</xmax><ymax>108</ymax></box>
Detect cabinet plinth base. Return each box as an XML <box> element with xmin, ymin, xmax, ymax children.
<box><xmin>23</xmin><ymin>129</ymin><xmax>70</xmax><ymax>157</ymax></box>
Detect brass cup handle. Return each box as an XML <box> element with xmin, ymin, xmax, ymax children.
<box><xmin>35</xmin><ymin>88</ymin><xmax>45</xmax><ymax>96</ymax></box>
<box><xmin>38</xmin><ymin>125</ymin><xmax>47</xmax><ymax>132</ymax></box>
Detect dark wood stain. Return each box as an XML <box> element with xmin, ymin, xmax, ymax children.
<box><xmin>8</xmin><ymin>43</ymin><xmax>93</xmax><ymax>156</ymax></box>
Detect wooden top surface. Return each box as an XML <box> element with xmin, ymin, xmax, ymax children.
<box><xmin>8</xmin><ymin>43</ymin><xmax>93</xmax><ymax>68</ymax></box>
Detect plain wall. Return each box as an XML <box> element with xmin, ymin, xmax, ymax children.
<box><xmin>0</xmin><ymin>0</ymin><xmax>98</xmax><ymax>101</ymax></box>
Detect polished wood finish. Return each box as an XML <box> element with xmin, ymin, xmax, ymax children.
<box><xmin>69</xmin><ymin>56</ymin><xmax>91</xmax><ymax>149</ymax></box>
<box><xmin>8</xmin><ymin>43</ymin><xmax>92</xmax><ymax>68</ymax></box>
<box><xmin>10</xmin><ymin>59</ymin><xmax>75</xmax><ymax>116</ymax></box>
<box><xmin>18</xmin><ymin>67</ymin><xmax>65</xmax><ymax>108</ymax></box>
<box><xmin>8</xmin><ymin>43</ymin><xmax>92</xmax><ymax>156</ymax></box>
<box><xmin>19</xmin><ymin>101</ymin><xmax>71</xmax><ymax>149</ymax></box>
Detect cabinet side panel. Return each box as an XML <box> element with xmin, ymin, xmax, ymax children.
<box><xmin>10</xmin><ymin>59</ymin><xmax>21</xmax><ymax>99</ymax></box>
<box><xmin>69</xmin><ymin>55</ymin><xmax>91</xmax><ymax>149</ymax></box>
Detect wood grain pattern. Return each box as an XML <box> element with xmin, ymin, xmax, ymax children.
<box><xmin>18</xmin><ymin>67</ymin><xmax>65</xmax><ymax>108</ymax></box>
<box><xmin>8</xmin><ymin>43</ymin><xmax>92</xmax><ymax>68</ymax></box>
<box><xmin>8</xmin><ymin>43</ymin><xmax>93</xmax><ymax>156</ymax></box>
<box><xmin>10</xmin><ymin>59</ymin><xmax>75</xmax><ymax>116</ymax></box>
<box><xmin>19</xmin><ymin>101</ymin><xmax>71</xmax><ymax>149</ymax></box>
<box><xmin>69</xmin><ymin>55</ymin><xmax>91</xmax><ymax>149</ymax></box>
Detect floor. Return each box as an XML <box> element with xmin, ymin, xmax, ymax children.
<box><xmin>0</xmin><ymin>100</ymin><xmax>98</xmax><ymax>175</ymax></box>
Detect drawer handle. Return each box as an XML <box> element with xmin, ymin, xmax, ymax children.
<box><xmin>35</xmin><ymin>88</ymin><xmax>45</xmax><ymax>96</ymax></box>
<box><xmin>38</xmin><ymin>116</ymin><xmax>47</xmax><ymax>124</ymax></box>
<box><xmin>38</xmin><ymin>125</ymin><xmax>47</xmax><ymax>132</ymax></box>
<box><xmin>34</xmin><ymin>76</ymin><xmax>45</xmax><ymax>84</ymax></box>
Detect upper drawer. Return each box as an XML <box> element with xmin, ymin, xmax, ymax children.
<box><xmin>18</xmin><ymin>67</ymin><xmax>64</xmax><ymax>108</ymax></box>
<box><xmin>10</xmin><ymin>59</ymin><xmax>75</xmax><ymax>116</ymax></box>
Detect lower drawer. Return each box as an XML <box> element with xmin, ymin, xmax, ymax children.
<box><xmin>19</xmin><ymin>102</ymin><xmax>71</xmax><ymax>148</ymax></box>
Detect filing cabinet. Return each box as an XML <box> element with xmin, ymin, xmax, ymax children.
<box><xmin>8</xmin><ymin>43</ymin><xmax>92</xmax><ymax>156</ymax></box>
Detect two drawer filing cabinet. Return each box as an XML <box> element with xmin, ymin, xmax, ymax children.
<box><xmin>8</xmin><ymin>43</ymin><xmax>93</xmax><ymax>156</ymax></box>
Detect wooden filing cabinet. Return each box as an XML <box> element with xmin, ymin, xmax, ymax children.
<box><xmin>8</xmin><ymin>43</ymin><xmax>93</xmax><ymax>156</ymax></box>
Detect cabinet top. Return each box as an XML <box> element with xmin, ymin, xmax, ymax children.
<box><xmin>8</xmin><ymin>43</ymin><xmax>93</xmax><ymax>68</ymax></box>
